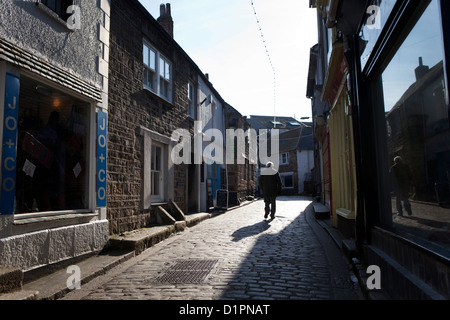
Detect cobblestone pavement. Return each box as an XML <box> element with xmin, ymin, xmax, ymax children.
<box><xmin>63</xmin><ymin>196</ymin><xmax>362</xmax><ymax>301</ymax></box>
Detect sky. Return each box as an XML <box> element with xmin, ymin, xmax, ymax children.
<box><xmin>138</xmin><ymin>0</ymin><xmax>318</xmax><ymax>119</ymax></box>
<box><xmin>381</xmin><ymin>0</ymin><xmax>444</xmax><ymax>111</ymax></box>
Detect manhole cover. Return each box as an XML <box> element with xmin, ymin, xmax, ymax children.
<box><xmin>152</xmin><ymin>259</ymin><xmax>219</xmax><ymax>284</ymax></box>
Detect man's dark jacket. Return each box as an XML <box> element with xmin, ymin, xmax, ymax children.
<box><xmin>259</xmin><ymin>171</ymin><xmax>282</xmax><ymax>198</ymax></box>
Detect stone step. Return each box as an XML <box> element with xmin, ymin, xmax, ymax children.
<box><xmin>0</xmin><ymin>265</ymin><xmax>23</xmax><ymax>294</ymax></box>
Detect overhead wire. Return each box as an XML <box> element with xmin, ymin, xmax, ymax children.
<box><xmin>250</xmin><ymin>0</ymin><xmax>277</xmax><ymax>125</ymax></box>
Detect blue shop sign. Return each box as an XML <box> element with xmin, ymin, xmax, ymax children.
<box><xmin>1</xmin><ymin>73</ymin><xmax>20</xmax><ymax>215</ymax></box>
<box><xmin>97</xmin><ymin>110</ymin><xmax>107</xmax><ymax>207</ymax></box>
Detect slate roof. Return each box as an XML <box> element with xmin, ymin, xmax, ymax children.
<box><xmin>279</xmin><ymin>126</ymin><xmax>314</xmax><ymax>153</ymax></box>
<box><xmin>249</xmin><ymin>115</ymin><xmax>311</xmax><ymax>131</ymax></box>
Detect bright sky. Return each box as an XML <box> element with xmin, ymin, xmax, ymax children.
<box><xmin>138</xmin><ymin>0</ymin><xmax>318</xmax><ymax>119</ymax></box>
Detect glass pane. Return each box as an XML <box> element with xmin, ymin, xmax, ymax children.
<box><xmin>150</xmin><ymin>49</ymin><xmax>156</xmax><ymax>70</ymax></box>
<box><xmin>160</xmin><ymin>80</ymin><xmax>168</xmax><ymax>98</ymax></box>
<box><xmin>285</xmin><ymin>175</ymin><xmax>293</xmax><ymax>188</ymax></box>
<box><xmin>151</xmin><ymin>172</ymin><xmax>160</xmax><ymax>196</ymax></box>
<box><xmin>151</xmin><ymin>145</ymin><xmax>156</xmax><ymax>170</ymax></box>
<box><xmin>143</xmin><ymin>68</ymin><xmax>149</xmax><ymax>86</ymax></box>
<box><xmin>188</xmin><ymin>82</ymin><xmax>192</xmax><ymax>100</ymax></box>
<box><xmin>360</xmin><ymin>0</ymin><xmax>397</xmax><ymax>70</ymax></box>
<box><xmin>143</xmin><ymin>45</ymin><xmax>149</xmax><ymax>67</ymax></box>
<box><xmin>160</xmin><ymin>57</ymin><xmax>165</xmax><ymax>78</ymax></box>
<box><xmin>379</xmin><ymin>0</ymin><xmax>450</xmax><ymax>257</ymax></box>
<box><xmin>155</xmin><ymin>146</ymin><xmax>161</xmax><ymax>171</ymax></box>
<box><xmin>16</xmin><ymin>76</ymin><xmax>89</xmax><ymax>213</ymax></box>
<box><xmin>165</xmin><ymin>62</ymin><xmax>170</xmax><ymax>81</ymax></box>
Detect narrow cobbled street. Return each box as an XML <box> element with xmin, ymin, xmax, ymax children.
<box><xmin>62</xmin><ymin>196</ymin><xmax>361</xmax><ymax>301</ymax></box>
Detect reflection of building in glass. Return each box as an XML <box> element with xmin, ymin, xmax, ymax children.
<box><xmin>386</xmin><ymin>58</ymin><xmax>449</xmax><ymax>205</ymax></box>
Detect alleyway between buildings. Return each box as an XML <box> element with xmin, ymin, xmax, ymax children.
<box><xmin>62</xmin><ymin>196</ymin><xmax>362</xmax><ymax>301</ymax></box>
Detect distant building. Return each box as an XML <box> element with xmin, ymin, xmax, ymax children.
<box><xmin>225</xmin><ymin>104</ymin><xmax>257</xmax><ymax>206</ymax></box>
<box><xmin>278</xmin><ymin>127</ymin><xmax>314</xmax><ymax>195</ymax></box>
<box><xmin>248</xmin><ymin>115</ymin><xmax>306</xmax><ymax>133</ymax></box>
<box><xmin>248</xmin><ymin>115</ymin><xmax>314</xmax><ymax>196</ymax></box>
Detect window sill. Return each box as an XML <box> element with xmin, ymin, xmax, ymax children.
<box><xmin>13</xmin><ymin>213</ymin><xmax>98</xmax><ymax>225</ymax></box>
<box><xmin>151</xmin><ymin>202</ymin><xmax>168</xmax><ymax>207</ymax></box>
<box><xmin>143</xmin><ymin>87</ymin><xmax>173</xmax><ymax>107</ymax></box>
<box><xmin>36</xmin><ymin>2</ymin><xmax>74</xmax><ymax>32</ymax></box>
<box><xmin>11</xmin><ymin>212</ymin><xmax>99</xmax><ymax>237</ymax></box>
<box><xmin>336</xmin><ymin>208</ymin><xmax>355</xmax><ymax>220</ymax></box>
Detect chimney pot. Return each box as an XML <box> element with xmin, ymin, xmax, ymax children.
<box><xmin>415</xmin><ymin>56</ymin><xmax>429</xmax><ymax>81</ymax></box>
<box><xmin>157</xmin><ymin>3</ymin><xmax>174</xmax><ymax>38</ymax></box>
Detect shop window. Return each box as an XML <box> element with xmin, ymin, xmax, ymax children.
<box><xmin>376</xmin><ymin>0</ymin><xmax>450</xmax><ymax>257</ymax></box>
<box><xmin>15</xmin><ymin>76</ymin><xmax>90</xmax><ymax>214</ymax></box>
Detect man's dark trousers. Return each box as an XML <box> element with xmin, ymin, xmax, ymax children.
<box><xmin>264</xmin><ymin>195</ymin><xmax>276</xmax><ymax>219</ymax></box>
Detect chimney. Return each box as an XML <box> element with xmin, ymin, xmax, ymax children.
<box><xmin>157</xmin><ymin>3</ymin><xmax>174</xmax><ymax>38</ymax></box>
<box><xmin>415</xmin><ymin>57</ymin><xmax>430</xmax><ymax>81</ymax></box>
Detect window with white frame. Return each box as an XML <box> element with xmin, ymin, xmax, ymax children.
<box><xmin>159</xmin><ymin>56</ymin><xmax>171</xmax><ymax>100</ymax></box>
<box><xmin>280</xmin><ymin>152</ymin><xmax>289</xmax><ymax>165</ymax></box>
<box><xmin>143</xmin><ymin>41</ymin><xmax>172</xmax><ymax>102</ymax></box>
<box><xmin>280</xmin><ymin>173</ymin><xmax>294</xmax><ymax>189</ymax></box>
<box><xmin>143</xmin><ymin>43</ymin><xmax>156</xmax><ymax>91</ymax></box>
<box><xmin>187</xmin><ymin>81</ymin><xmax>196</xmax><ymax>118</ymax></box>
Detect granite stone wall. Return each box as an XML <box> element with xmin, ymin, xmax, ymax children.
<box><xmin>108</xmin><ymin>0</ymin><xmax>197</xmax><ymax>234</ymax></box>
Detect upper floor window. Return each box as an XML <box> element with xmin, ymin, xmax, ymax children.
<box><xmin>280</xmin><ymin>152</ymin><xmax>289</xmax><ymax>165</ymax></box>
<box><xmin>143</xmin><ymin>42</ymin><xmax>172</xmax><ymax>103</ymax></box>
<box><xmin>40</xmin><ymin>0</ymin><xmax>73</xmax><ymax>21</ymax></box>
<box><xmin>143</xmin><ymin>44</ymin><xmax>156</xmax><ymax>91</ymax></box>
<box><xmin>159</xmin><ymin>57</ymin><xmax>171</xmax><ymax>99</ymax></box>
<box><xmin>187</xmin><ymin>81</ymin><xmax>196</xmax><ymax>118</ymax></box>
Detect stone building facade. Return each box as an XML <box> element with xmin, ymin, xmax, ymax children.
<box><xmin>225</xmin><ymin>104</ymin><xmax>257</xmax><ymax>205</ymax></box>
<box><xmin>0</xmin><ymin>0</ymin><xmax>110</xmax><ymax>275</ymax></box>
<box><xmin>107</xmin><ymin>0</ymin><xmax>203</xmax><ymax>234</ymax></box>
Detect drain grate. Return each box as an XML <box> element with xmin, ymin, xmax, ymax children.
<box><xmin>152</xmin><ymin>259</ymin><xmax>219</xmax><ymax>284</ymax></box>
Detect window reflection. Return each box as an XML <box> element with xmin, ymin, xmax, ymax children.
<box><xmin>16</xmin><ymin>76</ymin><xmax>90</xmax><ymax>213</ymax></box>
<box><xmin>360</xmin><ymin>0</ymin><xmax>397</xmax><ymax>70</ymax></box>
<box><xmin>380</xmin><ymin>0</ymin><xmax>450</xmax><ymax>257</ymax></box>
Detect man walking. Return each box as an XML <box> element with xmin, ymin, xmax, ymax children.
<box><xmin>390</xmin><ymin>156</ymin><xmax>413</xmax><ymax>216</ymax></box>
<box><xmin>258</xmin><ymin>162</ymin><xmax>283</xmax><ymax>219</ymax></box>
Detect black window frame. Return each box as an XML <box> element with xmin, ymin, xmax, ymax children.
<box><xmin>40</xmin><ymin>0</ymin><xmax>74</xmax><ymax>21</ymax></box>
<box><xmin>356</xmin><ymin>0</ymin><xmax>450</xmax><ymax>256</ymax></box>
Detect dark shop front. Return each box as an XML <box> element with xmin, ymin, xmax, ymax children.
<box><xmin>337</xmin><ymin>0</ymin><xmax>450</xmax><ymax>299</ymax></box>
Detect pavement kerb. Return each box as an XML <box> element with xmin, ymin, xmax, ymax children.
<box><xmin>307</xmin><ymin>201</ymin><xmax>391</xmax><ymax>300</ymax></box>
<box><xmin>0</xmin><ymin>199</ymin><xmax>258</xmax><ymax>300</ymax></box>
